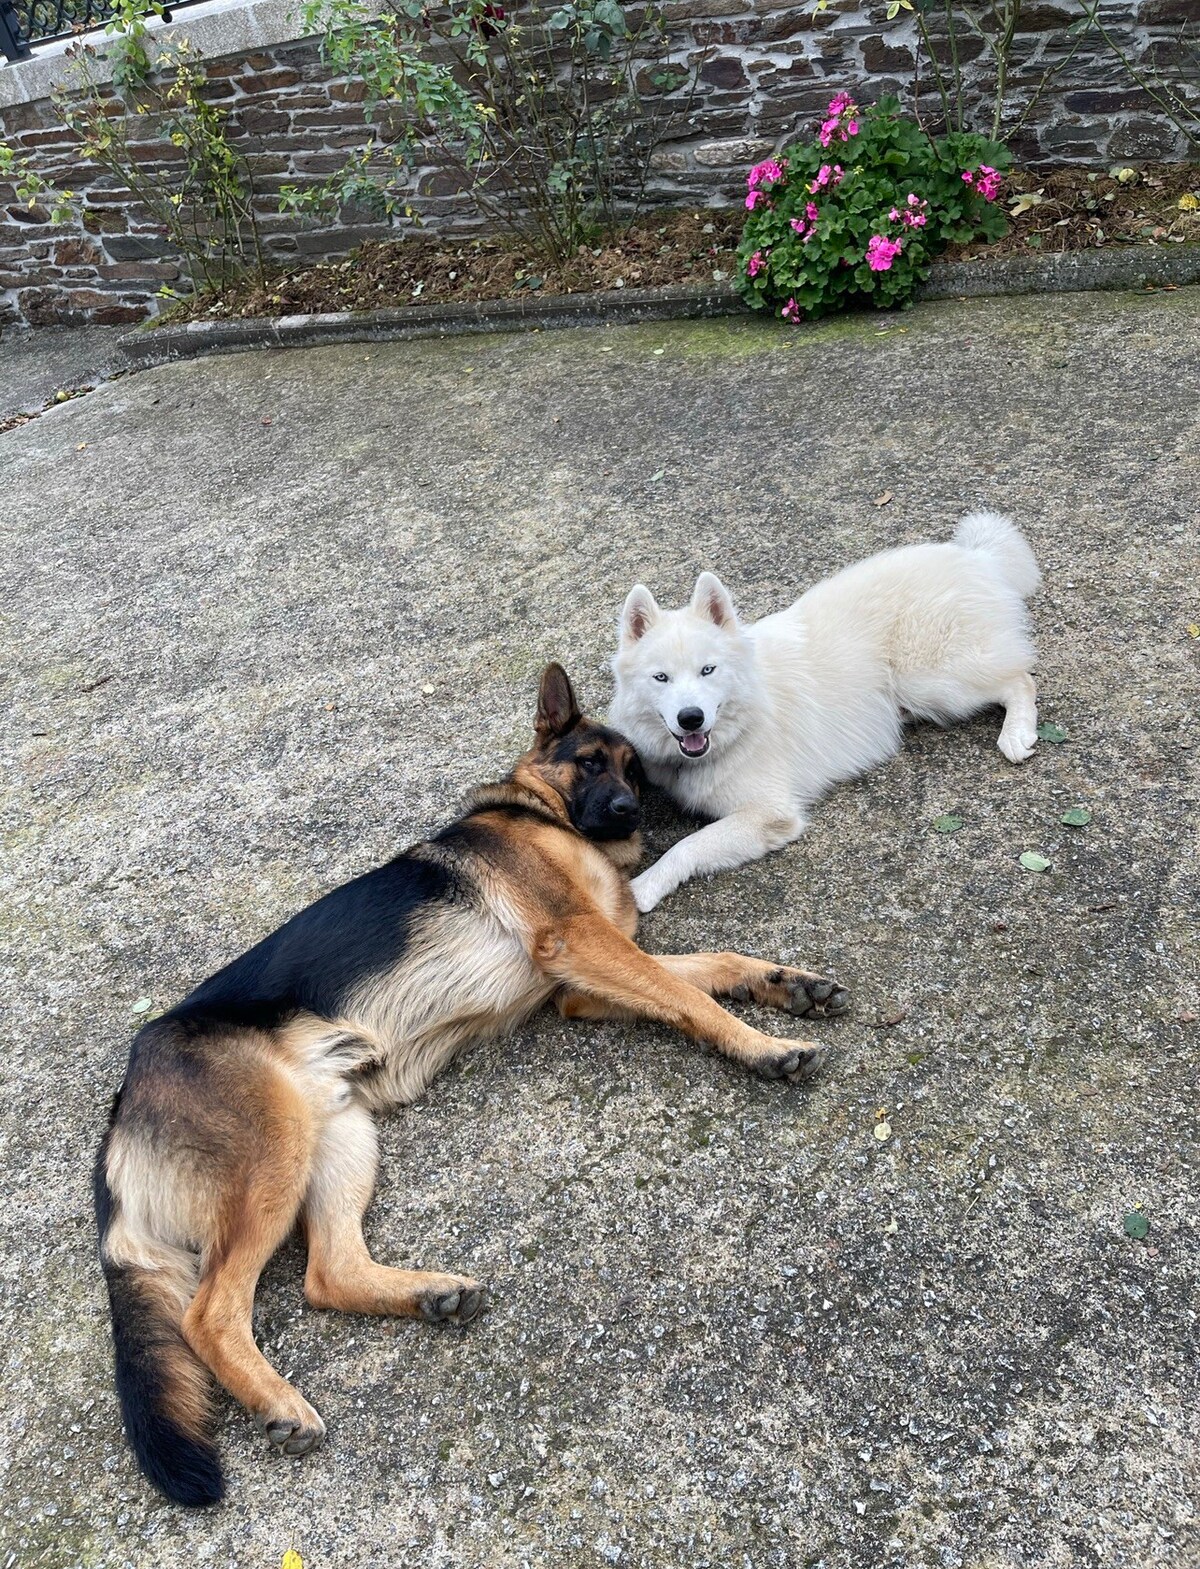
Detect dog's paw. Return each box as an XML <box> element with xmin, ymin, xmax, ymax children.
<box><xmin>630</xmin><ymin>872</ymin><xmax>663</xmax><ymax>914</ymax></box>
<box><xmin>756</xmin><ymin>1042</ymin><xmax>831</xmax><ymax>1083</ymax></box>
<box><xmin>733</xmin><ymin>968</ymin><xmax>850</xmax><ymax>1018</ymax></box>
<box><xmin>257</xmin><ymin>1399</ymin><xmax>326</xmax><ymax>1457</ymax></box>
<box><xmin>418</xmin><ymin>1279</ymin><xmax>487</xmax><ymax>1326</ymax></box>
<box><xmin>997</xmin><ymin>722</ymin><xmax>1037</xmax><ymax>764</ymax></box>
<box><xmin>779</xmin><ymin>969</ymin><xmax>850</xmax><ymax>1018</ymax></box>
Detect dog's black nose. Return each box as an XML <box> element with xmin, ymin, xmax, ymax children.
<box><xmin>677</xmin><ymin>708</ymin><xmax>705</xmax><ymax>732</ymax></box>
<box><xmin>609</xmin><ymin>791</ymin><xmax>639</xmax><ymax>819</ymax></box>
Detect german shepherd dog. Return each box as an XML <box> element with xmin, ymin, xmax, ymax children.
<box><xmin>95</xmin><ymin>665</ymin><xmax>848</xmax><ymax>1507</ymax></box>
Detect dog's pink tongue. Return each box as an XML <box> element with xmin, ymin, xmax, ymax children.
<box><xmin>680</xmin><ymin>732</ymin><xmax>708</xmax><ymax>755</ymax></box>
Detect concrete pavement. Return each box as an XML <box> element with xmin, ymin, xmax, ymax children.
<box><xmin>1</xmin><ymin>288</ymin><xmax>1198</xmax><ymax>1568</ymax></box>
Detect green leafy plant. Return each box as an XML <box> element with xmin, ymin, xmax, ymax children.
<box><xmin>102</xmin><ymin>0</ymin><xmax>166</xmax><ymax>89</ymax></box>
<box><xmin>735</xmin><ymin>94</ymin><xmax>1009</xmax><ymax>322</ymax></box>
<box><xmin>52</xmin><ymin>35</ymin><xmax>267</xmax><ymax>297</ymax></box>
<box><xmin>290</xmin><ymin>0</ymin><xmax>700</xmax><ymax>264</ymax></box>
<box><xmin>0</xmin><ymin>141</ymin><xmax>75</xmax><ymax>223</ymax></box>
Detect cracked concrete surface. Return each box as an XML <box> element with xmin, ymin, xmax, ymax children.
<box><xmin>1</xmin><ymin>289</ymin><xmax>1198</xmax><ymax>1568</ymax></box>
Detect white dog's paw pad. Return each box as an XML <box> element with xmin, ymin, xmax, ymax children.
<box><xmin>630</xmin><ymin>876</ymin><xmax>662</xmax><ymax>913</ymax></box>
<box><xmin>998</xmin><ymin>727</ymin><xmax>1037</xmax><ymax>764</ymax></box>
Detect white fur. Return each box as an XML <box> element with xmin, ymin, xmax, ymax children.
<box><xmin>610</xmin><ymin>512</ymin><xmax>1041</xmax><ymax>912</ymax></box>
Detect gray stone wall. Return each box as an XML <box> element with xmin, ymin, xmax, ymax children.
<box><xmin>1</xmin><ymin>0</ymin><xmax>1197</xmax><ymax>327</ymax></box>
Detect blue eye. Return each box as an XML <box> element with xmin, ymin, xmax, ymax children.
<box><xmin>701</xmin><ymin>665</ymin><xmax>716</xmax><ymax>677</ymax></box>
<box><xmin>653</xmin><ymin>673</ymin><xmax>669</xmax><ymax>683</ymax></box>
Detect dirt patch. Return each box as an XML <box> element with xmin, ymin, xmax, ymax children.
<box><xmin>165</xmin><ymin>165</ymin><xmax>1200</xmax><ymax>324</ymax></box>
<box><xmin>944</xmin><ymin>163</ymin><xmax>1200</xmax><ymax>261</ymax></box>
<box><xmin>193</xmin><ymin>209</ymin><xmax>743</xmax><ymax>322</ymax></box>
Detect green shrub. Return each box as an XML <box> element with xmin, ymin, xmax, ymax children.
<box><xmin>736</xmin><ymin>95</ymin><xmax>1010</xmax><ymax>321</ymax></box>
<box><xmin>290</xmin><ymin>0</ymin><xmax>698</xmax><ymax>265</ymax></box>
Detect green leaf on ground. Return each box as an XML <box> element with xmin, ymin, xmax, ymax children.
<box><xmin>130</xmin><ymin>996</ymin><xmax>153</xmax><ymax>1014</ymax></box>
<box><xmin>1037</xmin><ymin>722</ymin><xmax>1068</xmax><ymax>743</ymax></box>
<box><xmin>1019</xmin><ymin>851</ymin><xmax>1052</xmax><ymax>872</ymax></box>
<box><xmin>1061</xmin><ymin>807</ymin><xmax>1092</xmax><ymax>826</ymax></box>
<box><xmin>1123</xmin><ymin>1212</ymin><xmax>1149</xmax><ymax>1239</ymax></box>
<box><xmin>933</xmin><ymin>814</ymin><xmax>963</xmax><ymax>833</ymax></box>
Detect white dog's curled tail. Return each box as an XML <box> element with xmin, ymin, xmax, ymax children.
<box><xmin>953</xmin><ymin>511</ymin><xmax>1042</xmax><ymax>599</ymax></box>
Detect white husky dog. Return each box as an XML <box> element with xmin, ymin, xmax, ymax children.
<box><xmin>609</xmin><ymin>512</ymin><xmax>1041</xmax><ymax>913</ymax></box>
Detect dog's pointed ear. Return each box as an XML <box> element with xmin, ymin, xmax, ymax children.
<box><xmin>620</xmin><ymin>584</ymin><xmax>659</xmax><ymax>645</ymax></box>
<box><xmin>535</xmin><ymin>662</ymin><xmax>581</xmax><ymax>739</ymax></box>
<box><xmin>691</xmin><ymin>572</ymin><xmax>737</xmax><ymax>630</ymax></box>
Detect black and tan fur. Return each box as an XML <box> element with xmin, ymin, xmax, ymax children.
<box><xmin>94</xmin><ymin>664</ymin><xmax>848</xmax><ymax>1506</ymax></box>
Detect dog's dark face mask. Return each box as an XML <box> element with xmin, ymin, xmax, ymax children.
<box><xmin>530</xmin><ymin>664</ymin><xmax>643</xmax><ymax>841</ymax></box>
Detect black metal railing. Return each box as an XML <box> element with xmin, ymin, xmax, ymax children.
<box><xmin>0</xmin><ymin>0</ymin><xmax>184</xmax><ymax>61</ymax></box>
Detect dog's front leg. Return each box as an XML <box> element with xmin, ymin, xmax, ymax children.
<box><xmin>630</xmin><ymin>807</ymin><xmax>805</xmax><ymax>912</ymax></box>
<box><xmin>534</xmin><ymin>915</ymin><xmax>829</xmax><ymax>1081</ymax></box>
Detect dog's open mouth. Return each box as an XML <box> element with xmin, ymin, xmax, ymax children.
<box><xmin>675</xmin><ymin>731</ymin><xmax>711</xmax><ymax>759</ymax></box>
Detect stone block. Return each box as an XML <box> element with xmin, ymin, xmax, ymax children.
<box><xmin>53</xmin><ymin>238</ymin><xmax>103</xmax><ymax>265</ymax></box>
<box><xmin>700</xmin><ymin>55</ymin><xmax>749</xmax><ymax>90</ymax></box>
<box><xmin>16</xmin><ymin>286</ymin><xmax>70</xmax><ymax>325</ymax></box>
<box><xmin>234</xmin><ymin>107</ymin><xmax>292</xmax><ymax>135</ymax></box>
<box><xmin>237</xmin><ymin>69</ymin><xmax>303</xmax><ymax>93</ymax></box>
<box><xmin>1107</xmin><ymin>116</ymin><xmax>1190</xmax><ymax>159</ymax></box>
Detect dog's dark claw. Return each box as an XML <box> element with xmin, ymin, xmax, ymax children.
<box><xmin>786</xmin><ymin>975</ymin><xmax>850</xmax><ymax>1018</ymax></box>
<box><xmin>759</xmin><ymin>1041</ymin><xmax>832</xmax><ymax>1082</ymax></box>
<box><xmin>457</xmin><ymin>1287</ymin><xmax>484</xmax><ymax>1323</ymax></box>
<box><xmin>260</xmin><ymin>1411</ymin><xmax>326</xmax><ymax>1456</ymax></box>
<box><xmin>422</xmin><ymin>1290</ymin><xmax>460</xmax><ymax>1321</ymax></box>
<box><xmin>420</xmin><ymin>1283</ymin><xmax>487</xmax><ymax>1324</ymax></box>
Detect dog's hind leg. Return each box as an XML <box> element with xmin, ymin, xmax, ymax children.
<box><xmin>996</xmin><ymin>672</ymin><xmax>1038</xmax><ymax>764</ymax></box>
<box><xmin>182</xmin><ymin>1125</ymin><xmax>327</xmax><ymax>1457</ymax></box>
<box><xmin>302</xmin><ymin>1100</ymin><xmax>484</xmax><ymax>1325</ymax></box>
<box><xmin>535</xmin><ymin>916</ymin><xmax>831</xmax><ymax>1082</ymax></box>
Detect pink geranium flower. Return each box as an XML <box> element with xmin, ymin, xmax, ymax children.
<box><xmin>789</xmin><ymin>201</ymin><xmax>822</xmax><ymax>244</ymax></box>
<box><xmin>810</xmin><ymin>163</ymin><xmax>845</xmax><ymax>193</ymax></box>
<box><xmin>747</xmin><ymin>249</ymin><xmax>766</xmax><ymax>278</ymax></box>
<box><xmin>963</xmin><ymin>166</ymin><xmax>1002</xmax><ymax>202</ymax></box>
<box><xmin>747</xmin><ymin>158</ymin><xmax>785</xmax><ymax>191</ymax></box>
<box><xmin>866</xmin><ymin>234</ymin><xmax>903</xmax><ymax>272</ymax></box>
<box><xmin>746</xmin><ymin>189</ymin><xmax>763</xmax><ymax>211</ymax></box>
<box><xmin>818</xmin><ymin>95</ymin><xmax>857</xmax><ymax>147</ymax></box>
<box><xmin>899</xmin><ymin>193</ymin><xmax>929</xmax><ymax>228</ymax></box>
<box><xmin>781</xmin><ymin>297</ymin><xmax>800</xmax><ymax>322</ymax></box>
<box><xmin>975</xmin><ymin>165</ymin><xmax>1001</xmax><ymax>201</ymax></box>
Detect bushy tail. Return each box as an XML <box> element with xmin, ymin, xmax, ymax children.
<box><xmin>953</xmin><ymin>510</ymin><xmax>1042</xmax><ymax>599</ymax></box>
<box><xmin>94</xmin><ymin>1141</ymin><xmax>224</xmax><ymax>1508</ymax></box>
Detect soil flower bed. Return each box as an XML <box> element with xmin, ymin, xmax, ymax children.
<box><xmin>170</xmin><ymin>165</ymin><xmax>1199</xmax><ymax>325</ymax></box>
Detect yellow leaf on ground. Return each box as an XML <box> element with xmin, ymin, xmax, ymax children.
<box><xmin>1009</xmin><ymin>191</ymin><xmax>1045</xmax><ymax>217</ymax></box>
<box><xmin>282</xmin><ymin>1552</ymin><xmax>303</xmax><ymax>1569</ymax></box>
